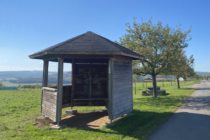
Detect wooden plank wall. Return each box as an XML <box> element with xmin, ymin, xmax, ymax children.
<box><xmin>110</xmin><ymin>57</ymin><xmax>133</xmax><ymax>120</ymax></box>
<box><xmin>42</xmin><ymin>87</ymin><xmax>58</xmax><ymax>122</ymax></box>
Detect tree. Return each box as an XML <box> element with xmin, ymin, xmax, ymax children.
<box><xmin>184</xmin><ymin>55</ymin><xmax>195</xmax><ymax>79</ymax></box>
<box><xmin>0</xmin><ymin>83</ymin><xmax>3</xmax><ymax>87</ymax></box>
<box><xmin>120</xmin><ymin>20</ymin><xmax>190</xmax><ymax>97</ymax></box>
<box><xmin>167</xmin><ymin>50</ymin><xmax>195</xmax><ymax>88</ymax></box>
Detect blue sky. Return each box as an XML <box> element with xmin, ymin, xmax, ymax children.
<box><xmin>0</xmin><ymin>0</ymin><xmax>210</xmax><ymax>72</ymax></box>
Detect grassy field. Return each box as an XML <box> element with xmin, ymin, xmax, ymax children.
<box><xmin>0</xmin><ymin>80</ymin><xmax>199</xmax><ymax>140</ymax></box>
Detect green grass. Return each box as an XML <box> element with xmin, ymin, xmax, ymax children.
<box><xmin>0</xmin><ymin>80</ymin><xmax>199</xmax><ymax>140</ymax></box>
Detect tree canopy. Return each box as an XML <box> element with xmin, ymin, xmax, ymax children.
<box><xmin>165</xmin><ymin>49</ymin><xmax>195</xmax><ymax>88</ymax></box>
<box><xmin>120</xmin><ymin>20</ymin><xmax>193</xmax><ymax>97</ymax></box>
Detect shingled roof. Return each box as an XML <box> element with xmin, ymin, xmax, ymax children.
<box><xmin>29</xmin><ymin>31</ymin><xmax>141</xmax><ymax>59</ymax></box>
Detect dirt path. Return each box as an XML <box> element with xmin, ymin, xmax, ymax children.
<box><xmin>149</xmin><ymin>80</ymin><xmax>210</xmax><ymax>140</ymax></box>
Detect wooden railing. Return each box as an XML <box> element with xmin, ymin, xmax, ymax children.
<box><xmin>42</xmin><ymin>87</ymin><xmax>57</xmax><ymax>122</ymax></box>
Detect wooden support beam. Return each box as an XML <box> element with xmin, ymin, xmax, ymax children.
<box><xmin>41</xmin><ymin>60</ymin><xmax>49</xmax><ymax>113</ymax></box>
<box><xmin>56</xmin><ymin>58</ymin><xmax>63</xmax><ymax>125</ymax></box>
<box><xmin>42</xmin><ymin>60</ymin><xmax>49</xmax><ymax>87</ymax></box>
<box><xmin>88</xmin><ymin>63</ymin><xmax>92</xmax><ymax>106</ymax></box>
<box><xmin>108</xmin><ymin>58</ymin><xmax>113</xmax><ymax>121</ymax></box>
<box><xmin>70</xmin><ymin>59</ymin><xmax>75</xmax><ymax>109</ymax></box>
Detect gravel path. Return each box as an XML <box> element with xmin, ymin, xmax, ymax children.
<box><xmin>149</xmin><ymin>80</ymin><xmax>210</xmax><ymax>140</ymax></box>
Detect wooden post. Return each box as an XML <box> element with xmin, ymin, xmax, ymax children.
<box><xmin>56</xmin><ymin>58</ymin><xmax>63</xmax><ymax>125</ymax></box>
<box><xmin>71</xmin><ymin>59</ymin><xmax>75</xmax><ymax>109</ymax></box>
<box><xmin>42</xmin><ymin>60</ymin><xmax>49</xmax><ymax>87</ymax></box>
<box><xmin>108</xmin><ymin>58</ymin><xmax>113</xmax><ymax>122</ymax></box>
<box><xmin>41</xmin><ymin>60</ymin><xmax>48</xmax><ymax>113</ymax></box>
<box><xmin>88</xmin><ymin>63</ymin><xmax>92</xmax><ymax>106</ymax></box>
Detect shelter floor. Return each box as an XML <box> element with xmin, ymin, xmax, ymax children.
<box><xmin>60</xmin><ymin>110</ymin><xmax>109</xmax><ymax>129</ymax></box>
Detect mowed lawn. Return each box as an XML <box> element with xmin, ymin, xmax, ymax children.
<box><xmin>0</xmin><ymin>80</ymin><xmax>199</xmax><ymax>140</ymax></box>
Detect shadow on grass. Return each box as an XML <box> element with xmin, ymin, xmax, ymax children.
<box><xmin>105</xmin><ymin>110</ymin><xmax>173</xmax><ymax>139</ymax></box>
<box><xmin>60</xmin><ymin>109</ymin><xmax>210</xmax><ymax>139</ymax></box>
<box><xmin>57</xmin><ymin>85</ymin><xmax>210</xmax><ymax>139</ymax></box>
<box><xmin>60</xmin><ymin>110</ymin><xmax>173</xmax><ymax>139</ymax></box>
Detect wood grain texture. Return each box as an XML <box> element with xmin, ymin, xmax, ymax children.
<box><xmin>109</xmin><ymin>57</ymin><xmax>133</xmax><ymax>120</ymax></box>
<box><xmin>42</xmin><ymin>88</ymin><xmax>57</xmax><ymax>122</ymax></box>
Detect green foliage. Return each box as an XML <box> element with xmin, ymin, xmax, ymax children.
<box><xmin>120</xmin><ymin>20</ymin><xmax>192</xmax><ymax>95</ymax></box>
<box><xmin>121</xmin><ymin>20</ymin><xmax>190</xmax><ymax>75</ymax></box>
<box><xmin>163</xmin><ymin>45</ymin><xmax>195</xmax><ymax>88</ymax></box>
<box><xmin>0</xmin><ymin>83</ymin><xmax>3</xmax><ymax>87</ymax></box>
<box><xmin>0</xmin><ymin>81</ymin><xmax>198</xmax><ymax>140</ymax></box>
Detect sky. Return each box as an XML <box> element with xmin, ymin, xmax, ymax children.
<box><xmin>0</xmin><ymin>0</ymin><xmax>210</xmax><ymax>72</ymax></box>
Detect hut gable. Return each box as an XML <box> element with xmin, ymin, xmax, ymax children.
<box><xmin>30</xmin><ymin>31</ymin><xmax>141</xmax><ymax>59</ymax></box>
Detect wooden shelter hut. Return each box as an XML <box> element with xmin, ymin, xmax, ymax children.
<box><xmin>29</xmin><ymin>31</ymin><xmax>141</xmax><ymax>125</ymax></box>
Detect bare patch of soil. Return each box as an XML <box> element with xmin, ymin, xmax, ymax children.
<box><xmin>35</xmin><ymin>116</ymin><xmax>54</xmax><ymax>128</ymax></box>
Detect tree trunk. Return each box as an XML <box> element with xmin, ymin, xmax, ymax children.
<box><xmin>177</xmin><ymin>77</ymin><xmax>180</xmax><ymax>89</ymax></box>
<box><xmin>152</xmin><ymin>73</ymin><xmax>158</xmax><ymax>97</ymax></box>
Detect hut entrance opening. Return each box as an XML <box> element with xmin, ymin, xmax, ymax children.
<box><xmin>41</xmin><ymin>58</ymin><xmax>109</xmax><ymax>126</ymax></box>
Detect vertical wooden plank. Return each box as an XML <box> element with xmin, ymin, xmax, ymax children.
<box><xmin>56</xmin><ymin>58</ymin><xmax>63</xmax><ymax>125</ymax></box>
<box><xmin>111</xmin><ymin>57</ymin><xmax>133</xmax><ymax>120</ymax></box>
<box><xmin>42</xmin><ymin>60</ymin><xmax>49</xmax><ymax>87</ymax></box>
<box><xmin>71</xmin><ymin>59</ymin><xmax>75</xmax><ymax>108</ymax></box>
<box><xmin>41</xmin><ymin>60</ymin><xmax>49</xmax><ymax>113</ymax></box>
<box><xmin>130</xmin><ymin>62</ymin><xmax>134</xmax><ymax>110</ymax></box>
<box><xmin>108</xmin><ymin>58</ymin><xmax>113</xmax><ymax>121</ymax></box>
<box><xmin>89</xmin><ymin>63</ymin><xmax>92</xmax><ymax>106</ymax></box>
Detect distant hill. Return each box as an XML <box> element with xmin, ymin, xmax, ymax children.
<box><xmin>1</xmin><ymin>70</ymin><xmax>206</xmax><ymax>85</ymax></box>
<box><xmin>196</xmin><ymin>71</ymin><xmax>210</xmax><ymax>76</ymax></box>
<box><xmin>0</xmin><ymin>71</ymin><xmax>71</xmax><ymax>85</ymax></box>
